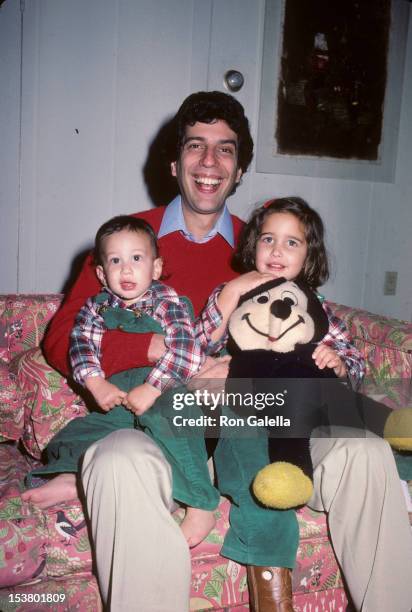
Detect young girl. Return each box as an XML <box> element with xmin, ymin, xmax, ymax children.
<box><xmin>206</xmin><ymin>196</ymin><xmax>363</xmax><ymax>383</ymax></box>
<box><xmin>198</xmin><ymin>197</ymin><xmax>365</xmax><ymax>609</ymax></box>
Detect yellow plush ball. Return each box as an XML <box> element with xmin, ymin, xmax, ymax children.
<box><xmin>384</xmin><ymin>407</ymin><xmax>412</xmax><ymax>451</ymax></box>
<box><xmin>253</xmin><ymin>461</ymin><xmax>313</xmax><ymax>509</ymax></box>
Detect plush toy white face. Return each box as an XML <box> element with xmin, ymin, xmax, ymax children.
<box><xmin>228</xmin><ymin>280</ymin><xmax>316</xmax><ymax>353</ymax></box>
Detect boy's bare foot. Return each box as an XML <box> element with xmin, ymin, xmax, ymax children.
<box><xmin>21</xmin><ymin>473</ymin><xmax>78</xmax><ymax>509</ymax></box>
<box><xmin>180</xmin><ymin>507</ymin><xmax>216</xmax><ymax>548</ymax></box>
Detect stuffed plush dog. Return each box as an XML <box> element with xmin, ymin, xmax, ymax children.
<box><xmin>226</xmin><ymin>277</ymin><xmax>412</xmax><ymax>509</ymax></box>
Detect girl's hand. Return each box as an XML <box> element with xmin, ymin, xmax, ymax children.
<box><xmin>223</xmin><ymin>271</ymin><xmax>275</xmax><ymax>301</ymax></box>
<box><xmin>85</xmin><ymin>376</ymin><xmax>127</xmax><ymax>411</ymax></box>
<box><xmin>123</xmin><ymin>382</ymin><xmax>161</xmax><ymax>415</ymax></box>
<box><xmin>312</xmin><ymin>345</ymin><xmax>347</xmax><ymax>378</ymax></box>
<box><xmin>211</xmin><ymin>271</ymin><xmax>274</xmax><ymax>344</ymax></box>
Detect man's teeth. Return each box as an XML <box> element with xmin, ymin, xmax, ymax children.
<box><xmin>194</xmin><ymin>177</ymin><xmax>222</xmax><ymax>186</ymax></box>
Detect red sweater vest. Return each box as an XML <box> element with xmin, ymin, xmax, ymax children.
<box><xmin>44</xmin><ymin>206</ymin><xmax>243</xmax><ymax>377</ymax></box>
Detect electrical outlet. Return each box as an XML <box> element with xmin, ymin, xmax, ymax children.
<box><xmin>383</xmin><ymin>271</ymin><xmax>397</xmax><ymax>296</ymax></box>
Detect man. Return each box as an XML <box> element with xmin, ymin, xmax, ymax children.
<box><xmin>33</xmin><ymin>92</ymin><xmax>411</xmax><ymax>612</ymax></box>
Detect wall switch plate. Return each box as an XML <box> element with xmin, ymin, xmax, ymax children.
<box><xmin>383</xmin><ymin>271</ymin><xmax>398</xmax><ymax>295</ymax></box>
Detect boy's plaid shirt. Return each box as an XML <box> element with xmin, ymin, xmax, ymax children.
<box><xmin>197</xmin><ymin>286</ymin><xmax>365</xmax><ymax>389</ymax></box>
<box><xmin>70</xmin><ymin>281</ymin><xmax>204</xmax><ymax>392</ymax></box>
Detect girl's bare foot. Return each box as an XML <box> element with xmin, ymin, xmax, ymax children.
<box><xmin>180</xmin><ymin>507</ymin><xmax>216</xmax><ymax>548</ymax></box>
<box><xmin>21</xmin><ymin>473</ymin><xmax>78</xmax><ymax>509</ymax></box>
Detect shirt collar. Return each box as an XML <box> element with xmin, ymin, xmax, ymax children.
<box><xmin>158</xmin><ymin>195</ymin><xmax>234</xmax><ymax>247</ymax></box>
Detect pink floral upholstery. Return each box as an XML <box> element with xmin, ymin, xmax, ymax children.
<box><xmin>331</xmin><ymin>302</ymin><xmax>412</xmax><ymax>382</ymax></box>
<box><xmin>0</xmin><ymin>295</ymin><xmax>62</xmax><ymax>364</ymax></box>
<box><xmin>0</xmin><ymin>444</ymin><xmax>95</xmax><ymax>606</ymax></box>
<box><xmin>331</xmin><ymin>302</ymin><xmax>412</xmax><ymax>411</ymax></box>
<box><xmin>0</xmin><ymin>575</ymin><xmax>102</xmax><ymax>612</ymax></box>
<box><xmin>0</xmin><ymin>361</ymin><xmax>22</xmax><ymax>442</ymax></box>
<box><xmin>0</xmin><ymin>445</ymin><xmax>45</xmax><ymax>587</ymax></box>
<box><xmin>0</xmin><ymin>294</ymin><xmax>411</xmax><ymax>610</ymax></box>
<box><xmin>16</xmin><ymin>348</ymin><xmax>88</xmax><ymax>459</ymax></box>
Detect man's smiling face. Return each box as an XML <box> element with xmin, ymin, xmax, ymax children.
<box><xmin>171</xmin><ymin>120</ymin><xmax>242</xmax><ymax>216</ymax></box>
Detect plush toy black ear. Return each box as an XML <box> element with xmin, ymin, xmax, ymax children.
<box><xmin>292</xmin><ymin>278</ymin><xmax>329</xmax><ymax>342</ymax></box>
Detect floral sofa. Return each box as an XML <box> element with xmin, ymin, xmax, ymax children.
<box><xmin>0</xmin><ymin>294</ymin><xmax>411</xmax><ymax>611</ymax></box>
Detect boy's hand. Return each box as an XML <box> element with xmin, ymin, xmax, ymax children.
<box><xmin>123</xmin><ymin>382</ymin><xmax>161</xmax><ymax>415</ymax></box>
<box><xmin>85</xmin><ymin>376</ymin><xmax>127</xmax><ymax>411</ymax></box>
<box><xmin>312</xmin><ymin>345</ymin><xmax>347</xmax><ymax>378</ymax></box>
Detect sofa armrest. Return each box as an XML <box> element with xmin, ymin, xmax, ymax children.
<box><xmin>329</xmin><ymin>302</ymin><xmax>412</xmax><ymax>385</ymax></box>
<box><xmin>329</xmin><ymin>302</ymin><xmax>412</xmax><ymax>351</ymax></box>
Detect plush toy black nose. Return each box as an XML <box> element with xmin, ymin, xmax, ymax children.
<box><xmin>270</xmin><ymin>299</ymin><xmax>291</xmax><ymax>320</ymax></box>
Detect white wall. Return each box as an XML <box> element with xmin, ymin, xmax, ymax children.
<box><xmin>201</xmin><ymin>0</ymin><xmax>412</xmax><ymax>319</ymax></box>
<box><xmin>0</xmin><ymin>0</ymin><xmax>411</xmax><ymax>321</ymax></box>
<box><xmin>0</xmin><ymin>0</ymin><xmax>21</xmax><ymax>293</ymax></box>
<box><xmin>2</xmin><ymin>0</ymin><xmax>196</xmax><ymax>293</ymax></box>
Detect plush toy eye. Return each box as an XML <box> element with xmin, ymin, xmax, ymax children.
<box><xmin>281</xmin><ymin>291</ymin><xmax>298</xmax><ymax>306</ymax></box>
<box><xmin>252</xmin><ymin>291</ymin><xmax>270</xmax><ymax>304</ymax></box>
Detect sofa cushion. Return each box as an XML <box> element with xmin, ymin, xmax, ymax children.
<box><xmin>41</xmin><ymin>502</ymin><xmax>93</xmax><ymax>578</ymax></box>
<box><xmin>0</xmin><ymin>361</ymin><xmax>23</xmax><ymax>442</ymax></box>
<box><xmin>0</xmin><ymin>295</ymin><xmax>62</xmax><ymax>363</ymax></box>
<box><xmin>14</xmin><ymin>349</ymin><xmax>88</xmax><ymax>459</ymax></box>
<box><xmin>0</xmin><ymin>444</ymin><xmax>47</xmax><ymax>588</ymax></box>
<box><xmin>331</xmin><ymin>303</ymin><xmax>412</xmax><ymax>352</ymax></box>
<box><xmin>330</xmin><ymin>302</ymin><xmax>412</xmax><ymax>383</ymax></box>
<box><xmin>0</xmin><ymin>444</ymin><xmax>93</xmax><ymax>589</ymax></box>
<box><xmin>0</xmin><ymin>574</ymin><xmax>102</xmax><ymax>612</ymax></box>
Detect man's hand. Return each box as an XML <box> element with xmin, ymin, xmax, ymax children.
<box><xmin>187</xmin><ymin>355</ymin><xmax>231</xmax><ymax>394</ymax></box>
<box><xmin>312</xmin><ymin>345</ymin><xmax>347</xmax><ymax>378</ymax></box>
<box><xmin>85</xmin><ymin>376</ymin><xmax>127</xmax><ymax>411</ymax></box>
<box><xmin>147</xmin><ymin>333</ymin><xmax>166</xmax><ymax>363</ymax></box>
<box><xmin>123</xmin><ymin>382</ymin><xmax>161</xmax><ymax>415</ymax></box>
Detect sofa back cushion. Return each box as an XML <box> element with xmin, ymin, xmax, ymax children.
<box><xmin>0</xmin><ymin>295</ymin><xmax>63</xmax><ymax>364</ymax></box>
<box><xmin>0</xmin><ymin>295</ymin><xmax>89</xmax><ymax>451</ymax></box>
<box><xmin>330</xmin><ymin>301</ymin><xmax>412</xmax><ymax>409</ymax></box>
